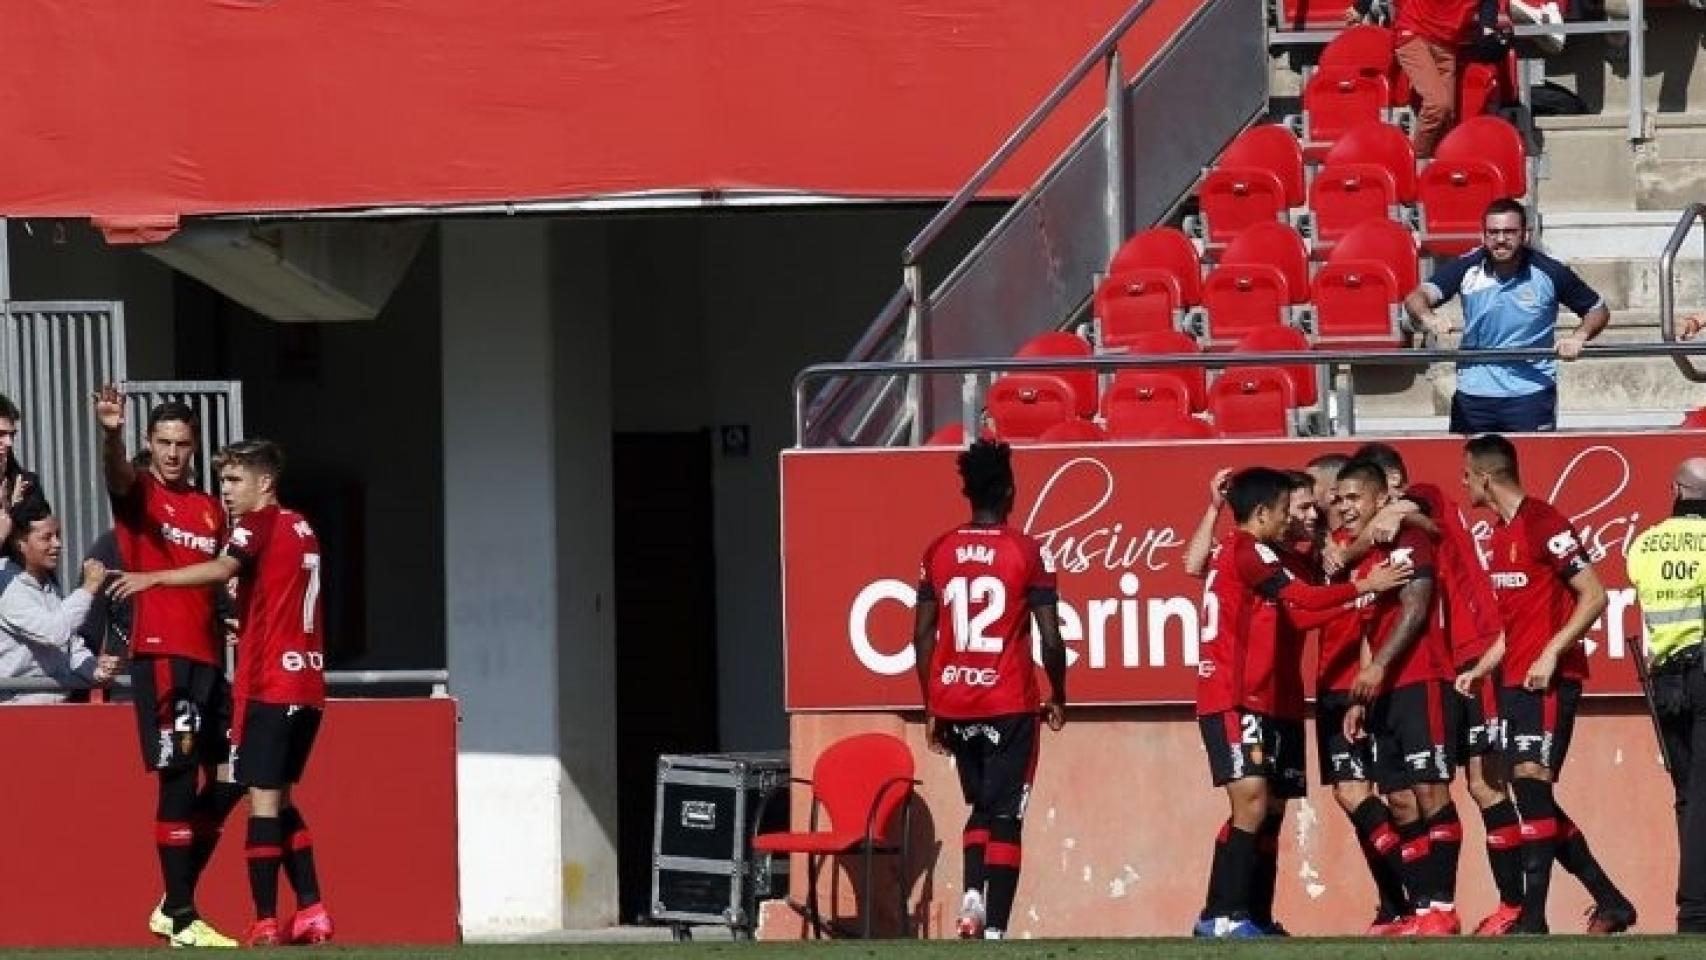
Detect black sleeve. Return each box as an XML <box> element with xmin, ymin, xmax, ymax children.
<box><xmin>1027</xmin><ymin>586</ymin><xmax>1059</xmax><ymax>608</ymax></box>
<box><xmin>916</xmin><ymin>579</ymin><xmax>936</xmax><ymax>603</ymax></box>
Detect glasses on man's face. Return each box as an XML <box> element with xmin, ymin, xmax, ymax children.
<box><xmin>1483</xmin><ymin>227</ymin><xmax>1524</xmax><ymax>238</ymax></box>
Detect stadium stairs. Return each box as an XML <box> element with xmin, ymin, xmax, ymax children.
<box><xmin>809</xmin><ymin>0</ymin><xmax>1706</xmax><ymax>446</ymax></box>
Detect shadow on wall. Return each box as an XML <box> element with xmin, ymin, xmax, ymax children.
<box><xmin>1545</xmin><ymin>5</ymin><xmax>1706</xmax><ymax>113</ymax></box>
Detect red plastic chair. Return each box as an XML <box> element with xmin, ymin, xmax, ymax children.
<box><xmin>1201</xmin><ymin>264</ymin><xmax>1289</xmax><ymax>343</ymax></box>
<box><xmin>1300</xmin><ymin>67</ymin><xmax>1390</xmax><ymax>160</ymax></box>
<box><xmin>1209</xmin><ymin>367</ymin><xmax>1295</xmax><ymax>438</ymax></box>
<box><xmin>1014</xmin><ymin>332</ymin><xmax>1097</xmax><ymax>419</ymax></box>
<box><xmin>1113</xmin><ymin>330</ymin><xmax>1208</xmax><ymax>412</ymax></box>
<box><xmin>1221</xmin><ymin>221</ymin><xmax>1310</xmax><ymax>305</ymax></box>
<box><xmin>752</xmin><ymin>732</ymin><xmax>919</xmax><ymax>938</ymax></box>
<box><xmin>1683</xmin><ymin>407</ymin><xmax>1706</xmax><ymax>429</ymax></box>
<box><xmin>1217</xmin><ymin>124</ymin><xmax>1306</xmax><ymax>208</ymax></box>
<box><xmin>987</xmin><ymin>374</ymin><xmax>1078</xmax><ymax>440</ymax></box>
<box><xmin>1277</xmin><ymin>0</ymin><xmax>1354</xmax><ymax>29</ymax></box>
<box><xmin>1095</xmin><ymin>269</ymin><xmax>1184</xmax><ymax>345</ymax></box>
<box><xmin>1319</xmin><ymin>24</ymin><xmax>1408</xmax><ymax>107</ymax></box>
<box><xmin>924</xmin><ymin>422</ymin><xmax>994</xmax><ymax>447</ymax></box>
<box><xmin>1418</xmin><ymin>159</ymin><xmax>1506</xmax><ymax>256</ymax></box>
<box><xmin>1434</xmin><ymin>116</ymin><xmax>1527</xmax><ymax>197</ymax></box>
<box><xmin>1235</xmin><ymin>326</ymin><xmax>1318</xmax><ymax>407</ymax></box>
<box><xmin>1034</xmin><ymin>418</ymin><xmax>1106</xmax><ymax>443</ymax></box>
<box><xmin>1198</xmin><ymin>168</ymin><xmax>1289</xmax><ymax>247</ymax></box>
<box><xmin>1331</xmin><ymin>217</ymin><xmax>1419</xmax><ymax>293</ymax></box>
<box><xmin>1102</xmin><ymin>374</ymin><xmax>1191</xmax><ymax>439</ymax></box>
<box><xmin>1107</xmin><ymin>228</ymin><xmax>1204</xmax><ymax>306</ymax></box>
<box><xmin>1311</xmin><ymin>261</ymin><xmax>1403</xmax><ymax>345</ymax></box>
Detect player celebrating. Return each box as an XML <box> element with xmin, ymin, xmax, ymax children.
<box><xmin>911</xmin><ymin>440</ymin><xmax>1066</xmax><ymax>941</ymax></box>
<box><xmin>113</xmin><ymin>440</ymin><xmax>334</xmax><ymax>946</ymax></box>
<box><xmin>1193</xmin><ymin>467</ymin><xmax>1409</xmax><ymax>938</ymax></box>
<box><xmin>1457</xmin><ymin>434</ymin><xmax>1635</xmax><ymax>934</ymax></box>
<box><xmin>95</xmin><ymin>385</ymin><xmax>243</xmax><ymax>948</ymax></box>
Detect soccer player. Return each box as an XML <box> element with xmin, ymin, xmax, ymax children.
<box><xmin>1350</xmin><ymin>441</ymin><xmax>1524</xmax><ymax>934</ymax></box>
<box><xmin>911</xmin><ymin>440</ymin><xmax>1065</xmax><ymax>941</ymax></box>
<box><xmin>1457</xmin><ymin>433</ymin><xmax>1635</xmax><ymax>934</ymax></box>
<box><xmin>1304</xmin><ymin>453</ymin><xmax>1349</xmax><ymax>529</ymax></box>
<box><xmin>113</xmin><ymin>439</ymin><xmax>333</xmax><ymax>946</ymax></box>
<box><xmin>94</xmin><ymin>385</ymin><xmax>242</xmax><ymax>948</ymax></box>
<box><xmin>1193</xmin><ymin>467</ymin><xmax>1409</xmax><ymax>938</ymax></box>
<box><xmin>1337</xmin><ymin>459</ymin><xmax>1463</xmax><ymax>935</ymax></box>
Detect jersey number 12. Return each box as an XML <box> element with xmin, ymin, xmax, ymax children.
<box><xmin>943</xmin><ymin>575</ymin><xmax>1005</xmax><ymax>653</ymax></box>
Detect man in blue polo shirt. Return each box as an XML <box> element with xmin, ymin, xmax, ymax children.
<box><xmin>1404</xmin><ymin>198</ymin><xmax>1610</xmax><ymax>433</ymax></box>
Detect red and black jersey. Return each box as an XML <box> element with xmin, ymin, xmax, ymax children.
<box><xmin>224</xmin><ymin>505</ymin><xmax>326</xmax><ymax>709</ymax></box>
<box><xmin>918</xmin><ymin>523</ymin><xmax>1057</xmax><ymax>721</ymax></box>
<box><xmin>113</xmin><ymin>472</ymin><xmax>224</xmax><ymax>664</ymax></box>
<box><xmin>1315</xmin><ymin>528</ymin><xmax>1374</xmax><ymax>694</ymax></box>
<box><xmin>1395</xmin><ymin>0</ymin><xmax>1476</xmax><ymax>46</ymax></box>
<box><xmin>1406</xmin><ymin>482</ymin><xmax>1502</xmax><ymax>667</ymax></box>
<box><xmin>1198</xmin><ymin>530</ymin><xmax>1360</xmax><ymax>717</ymax></box>
<box><xmin>1358</xmin><ymin>525</ymin><xmax>1453</xmax><ymax>691</ymax></box>
<box><xmin>1270</xmin><ymin>546</ymin><xmax>1319</xmax><ymax>720</ymax></box>
<box><xmin>1486</xmin><ymin>497</ymin><xmax>1592</xmax><ymax>686</ymax></box>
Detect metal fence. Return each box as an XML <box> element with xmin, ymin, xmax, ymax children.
<box><xmin>0</xmin><ymin>669</ymin><xmax>451</xmax><ymax>699</ymax></box>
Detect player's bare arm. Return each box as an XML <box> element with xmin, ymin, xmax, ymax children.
<box><xmin>93</xmin><ymin>383</ymin><xmax>137</xmax><ymax>497</ymax></box>
<box><xmin>1526</xmin><ymin>565</ymin><xmax>1607</xmax><ymax>691</ymax></box>
<box><xmin>1351</xmin><ymin>575</ymin><xmax>1435</xmax><ymax>703</ymax></box>
<box><xmin>910</xmin><ymin>593</ymin><xmax>945</xmax><ymax>754</ymax></box>
<box><xmin>1455</xmin><ymin>634</ymin><xmax>1506</xmax><ymax>696</ymax></box>
<box><xmin>1183</xmin><ymin>468</ymin><xmax>1232</xmax><ymax>580</ymax></box>
<box><xmin>1033</xmin><ymin>602</ymin><xmax>1067</xmax><ymax>731</ymax></box>
<box><xmin>109</xmin><ymin>554</ymin><xmax>242</xmax><ymax>601</ymax></box>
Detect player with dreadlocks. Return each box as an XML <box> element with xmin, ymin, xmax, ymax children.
<box><xmin>911</xmin><ymin>439</ymin><xmax>1067</xmax><ymax>940</ymax></box>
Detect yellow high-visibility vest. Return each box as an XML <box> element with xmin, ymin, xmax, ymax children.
<box><xmin>1627</xmin><ymin>515</ymin><xmax>1706</xmax><ymax>665</ymax></box>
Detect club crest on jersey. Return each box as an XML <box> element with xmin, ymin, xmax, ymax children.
<box><xmin>230</xmin><ymin>527</ymin><xmax>253</xmax><ymax>548</ymax></box>
<box><xmin>955</xmin><ymin>543</ymin><xmax>997</xmax><ymax>566</ymax></box>
<box><xmin>1387</xmin><ymin>546</ymin><xmax>1415</xmax><ymax>566</ymax></box>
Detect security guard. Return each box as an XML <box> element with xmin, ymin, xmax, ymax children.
<box><xmin>1627</xmin><ymin>457</ymin><xmax>1706</xmax><ymax>933</ymax></box>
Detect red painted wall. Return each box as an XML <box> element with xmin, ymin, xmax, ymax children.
<box><xmin>0</xmin><ymin>0</ymin><xmax>1205</xmax><ymax>219</ymax></box>
<box><xmin>0</xmin><ymin>698</ymin><xmax>458</xmax><ymax>946</ymax></box>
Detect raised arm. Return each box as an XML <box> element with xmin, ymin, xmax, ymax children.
<box><xmin>94</xmin><ymin>384</ymin><xmax>137</xmax><ymax>498</ymax></box>
<box><xmin>1184</xmin><ymin>468</ymin><xmax>1233</xmax><ymax>579</ymax></box>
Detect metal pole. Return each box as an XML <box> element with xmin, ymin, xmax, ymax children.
<box><xmin>1628</xmin><ymin>0</ymin><xmax>1646</xmax><ymax>143</ymax></box>
<box><xmin>1104</xmin><ymin>50</ymin><xmax>1131</xmax><ymax>253</ymax></box>
<box><xmin>903</xmin><ymin>265</ymin><xmax>929</xmax><ymax>444</ymax></box>
<box><xmin>0</xmin><ymin>218</ymin><xmax>11</xmax><ymax>303</ymax></box>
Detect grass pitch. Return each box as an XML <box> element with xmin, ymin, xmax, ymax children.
<box><xmin>13</xmin><ymin>938</ymin><xmax>1706</xmax><ymax>960</ymax></box>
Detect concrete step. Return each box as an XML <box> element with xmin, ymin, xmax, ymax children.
<box><xmin>1532</xmin><ymin>209</ymin><xmax>1706</xmax><ymax>312</ymax></box>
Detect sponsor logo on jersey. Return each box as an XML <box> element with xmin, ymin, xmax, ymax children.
<box><xmin>160</xmin><ymin>522</ymin><xmax>218</xmax><ymax>555</ymax></box>
<box><xmin>1547</xmin><ymin>530</ymin><xmax>1580</xmax><ymax>559</ymax></box>
<box><xmin>940</xmin><ymin>664</ymin><xmax>998</xmax><ymax>687</ymax></box>
<box><xmin>1490</xmin><ymin>572</ymin><xmax>1529</xmax><ymax>589</ymax></box>
<box><xmin>281</xmin><ymin>651</ymin><xmax>326</xmax><ymax>672</ymax></box>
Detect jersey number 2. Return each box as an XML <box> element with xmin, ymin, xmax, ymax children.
<box><xmin>301</xmin><ymin>553</ymin><xmax>321</xmax><ymax>634</ymax></box>
<box><xmin>943</xmin><ymin>575</ymin><xmax>1004</xmax><ymax>653</ymax></box>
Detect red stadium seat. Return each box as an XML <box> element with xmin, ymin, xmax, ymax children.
<box><xmin>1102</xmin><ymin>371</ymin><xmax>1190</xmax><ymax>417</ymax></box>
<box><xmin>752</xmin><ymin>732</ymin><xmax>917</xmax><ymax>939</ymax></box>
<box><xmin>1201</xmin><ymin>264</ymin><xmax>1289</xmax><ymax>343</ymax></box>
<box><xmin>1221</xmin><ymin>221</ymin><xmax>1310</xmax><ymax>304</ymax></box>
<box><xmin>1198</xmin><ymin>168</ymin><xmax>1289</xmax><ymax>247</ymax></box>
<box><xmin>1035</xmin><ymin>417</ymin><xmax>1106</xmax><ymax>443</ymax></box>
<box><xmin>1311</xmin><ymin>262</ymin><xmax>1403</xmax><ymax>345</ymax></box>
<box><xmin>1217</xmin><ymin>124</ymin><xmax>1306</xmax><ymax>208</ymax></box>
<box><xmin>1209</xmin><ymin>367</ymin><xmax>1296</xmax><ymax>438</ymax></box>
<box><xmin>1015</xmin><ymin>331</ymin><xmax>1097</xmax><ymax>419</ymax></box>
<box><xmin>1318</xmin><ymin>24</ymin><xmax>1408</xmax><ymax>108</ymax></box>
<box><xmin>1418</xmin><ymin>159</ymin><xmax>1505</xmax><ymax>256</ymax></box>
<box><xmin>1321</xmin><ymin>121</ymin><xmax>1417</xmax><ymax>202</ymax></box>
<box><xmin>1275</xmin><ymin>0</ymin><xmax>1351</xmax><ymax>29</ymax></box>
<box><xmin>1095</xmin><ymin>269</ymin><xmax>1183</xmax><ymax>346</ymax></box>
<box><xmin>1107</xmin><ymin>228</ymin><xmax>1203</xmax><ymax>306</ymax></box>
<box><xmin>1299</xmin><ymin>67</ymin><xmax>1390</xmax><ymax>160</ymax></box>
<box><xmin>925</xmin><ymin>422</ymin><xmax>968</xmax><ymax>446</ymax></box>
<box><xmin>987</xmin><ymin>374</ymin><xmax>1079</xmax><ymax>440</ymax></box>
<box><xmin>1434</xmin><ymin>116</ymin><xmax>1527</xmax><ymax>197</ymax></box>
<box><xmin>1457</xmin><ymin>52</ymin><xmax>1517</xmax><ymax>120</ymax></box>
<box><xmin>1683</xmin><ymin>406</ymin><xmax>1706</xmax><ymax>429</ymax></box>
<box><xmin>1309</xmin><ymin>167</ymin><xmax>1399</xmax><ymax>249</ymax></box>
<box><xmin>1331</xmin><ymin>217</ymin><xmax>1419</xmax><ymax>293</ymax></box>
<box><xmin>1144</xmin><ymin>415</ymin><xmax>1219</xmax><ymax>439</ymax></box>
<box><xmin>1235</xmin><ymin>326</ymin><xmax>1318</xmax><ymax>408</ymax></box>
<box><xmin>1112</xmin><ymin>330</ymin><xmax>1208</xmax><ymax>412</ymax></box>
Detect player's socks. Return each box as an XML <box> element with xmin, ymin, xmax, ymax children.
<box><xmin>1217</xmin><ymin>825</ymin><xmax>1260</xmax><ymax>920</ymax></box>
<box><xmin>1425</xmin><ymin>802</ymin><xmax>1463</xmax><ymax>906</ymax></box>
<box><xmin>280</xmin><ymin>806</ymin><xmax>323</xmax><ymax>906</ymax></box>
<box><xmin>1394</xmin><ymin>818</ymin><xmax>1434</xmax><ymax>909</ymax></box>
<box><xmin>1512</xmin><ymin>777</ymin><xmax>1559</xmax><ymax>931</ymax></box>
<box><xmin>156</xmin><ymin>819</ymin><xmax>198</xmax><ymax>923</ymax></box>
<box><xmin>983</xmin><ymin>817</ymin><xmax>1023</xmax><ymax>932</ymax></box>
<box><xmin>1203</xmin><ymin>819</ymin><xmax>1234</xmax><ymax>918</ymax></box>
<box><xmin>1250</xmin><ymin>811</ymin><xmax>1284</xmax><ymax>927</ymax></box>
<box><xmin>1349</xmin><ymin>798</ymin><xmax>1411</xmax><ymax>914</ymax></box>
<box><xmin>1480</xmin><ymin>799</ymin><xmax>1526</xmax><ymax>906</ymax></box>
<box><xmin>1553</xmin><ymin>808</ymin><xmax>1626</xmax><ymax>907</ymax></box>
<box><xmin>962</xmin><ymin>815</ymin><xmax>990</xmax><ymax>895</ymax></box>
<box><xmin>246</xmin><ymin>815</ymin><xmax>285</xmax><ymax>920</ymax></box>
<box><xmin>190</xmin><ymin>780</ymin><xmax>247</xmax><ymax>883</ymax></box>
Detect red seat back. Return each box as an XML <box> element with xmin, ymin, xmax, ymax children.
<box><xmin>811</xmin><ymin>733</ymin><xmax>915</xmax><ymax>840</ymax></box>
<box><xmin>1107</xmin><ymin>228</ymin><xmax>1203</xmax><ymax>305</ymax></box>
<box><xmin>1319</xmin><ymin>24</ymin><xmax>1407</xmax><ymax>106</ymax></box>
<box><xmin>1221</xmin><ymin>221</ymin><xmax>1310</xmax><ymax>304</ymax></box>
<box><xmin>1102</xmin><ymin>372</ymin><xmax>1191</xmax><ymax>418</ymax></box>
<box><xmin>1277</xmin><ymin>0</ymin><xmax>1353</xmax><ymax>29</ymax></box>
<box><xmin>1309</xmin><ymin>165</ymin><xmax>1398</xmax><ymax>245</ymax></box>
<box><xmin>1202</xmin><ymin>264</ymin><xmax>1290</xmax><ymax>342</ymax></box>
<box><xmin>1434</xmin><ymin>116</ymin><xmax>1527</xmax><ymax>197</ymax></box>
<box><xmin>1209</xmin><ymin>367</ymin><xmax>1295</xmax><ymax>438</ymax></box>
<box><xmin>1418</xmin><ymin>159</ymin><xmax>1507</xmax><ymax>255</ymax></box>
<box><xmin>1114</xmin><ymin>330</ymin><xmax>1208</xmax><ymax>412</ymax></box>
<box><xmin>1683</xmin><ymin>406</ymin><xmax>1706</xmax><ymax>429</ymax></box>
<box><xmin>1218</xmin><ymin>124</ymin><xmax>1305</xmax><ymax>207</ymax></box>
<box><xmin>1015</xmin><ymin>331</ymin><xmax>1096</xmax><ymax>419</ymax></box>
<box><xmin>1235</xmin><ymin>325</ymin><xmax>1318</xmax><ymax>407</ymax></box>
<box><xmin>1323</xmin><ymin>121</ymin><xmax>1417</xmax><ymax>202</ymax></box>
<box><xmin>1302</xmin><ymin>67</ymin><xmax>1389</xmax><ymax>152</ymax></box>
<box><xmin>988</xmin><ymin>374</ymin><xmax>1078</xmax><ymax>439</ymax></box>
<box><xmin>1330</xmin><ymin>218</ymin><xmax>1419</xmax><ymax>292</ymax></box>
<box><xmin>1095</xmin><ymin>269</ymin><xmax>1182</xmax><ymax>345</ymax></box>
<box><xmin>1311</xmin><ymin>261</ymin><xmax>1402</xmax><ymax>345</ymax></box>
<box><xmin>1199</xmin><ymin>168</ymin><xmax>1289</xmax><ymax>246</ymax></box>
<box><xmin>1034</xmin><ymin>418</ymin><xmax>1106</xmax><ymax>443</ymax></box>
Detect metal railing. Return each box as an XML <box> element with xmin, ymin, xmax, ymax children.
<box><xmin>0</xmin><ymin>669</ymin><xmax>451</xmax><ymax>698</ymax></box>
<box><xmin>1660</xmin><ymin>203</ymin><xmax>1706</xmax><ymax>383</ymax></box>
<box><xmin>794</xmin><ymin>340</ymin><xmax>1706</xmax><ymax>446</ymax></box>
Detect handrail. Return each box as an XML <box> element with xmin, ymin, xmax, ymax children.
<box><xmin>793</xmin><ymin>341</ymin><xmax>1706</xmax><ymax>444</ymax></box>
<box><xmin>0</xmin><ymin>669</ymin><xmax>452</xmax><ymax>696</ymax></box>
<box><xmin>1658</xmin><ymin>203</ymin><xmax>1706</xmax><ymax>383</ymax></box>
<box><xmin>902</xmin><ymin>0</ymin><xmax>1159</xmax><ymax>266</ymax></box>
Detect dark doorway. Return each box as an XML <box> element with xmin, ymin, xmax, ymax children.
<box><xmin>614</xmin><ymin>431</ymin><xmax>721</xmax><ymax>922</ymax></box>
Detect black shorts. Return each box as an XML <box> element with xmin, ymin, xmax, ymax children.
<box><xmin>1498</xmin><ymin>681</ymin><xmax>1582</xmax><ymax>778</ymax></box>
<box><xmin>1456</xmin><ymin>673</ymin><xmax>1503</xmax><ymax>759</ymax></box>
<box><xmin>233</xmin><ymin>702</ymin><xmax>324</xmax><ymax>789</ymax></box>
<box><xmin>1316</xmin><ymin>691</ymin><xmax>1374</xmax><ymax>785</ymax></box>
<box><xmin>130</xmin><ymin>655</ymin><xmax>232</xmax><ymax>773</ymax></box>
<box><xmin>1369</xmin><ymin>680</ymin><xmax>1457</xmax><ymax>793</ymax></box>
<box><xmin>1198</xmin><ymin>710</ymin><xmax>1307</xmax><ymax>799</ymax></box>
<box><xmin>940</xmin><ymin>713</ymin><xmax>1039</xmax><ymax>819</ymax></box>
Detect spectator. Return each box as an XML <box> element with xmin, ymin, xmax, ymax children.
<box><xmin>0</xmin><ymin>392</ymin><xmax>49</xmax><ymax>515</ymax></box>
<box><xmin>0</xmin><ymin>501</ymin><xmax>119</xmax><ymax>703</ymax></box>
<box><xmin>1351</xmin><ymin>0</ymin><xmax>1478</xmax><ymax>157</ymax></box>
<box><xmin>1405</xmin><ymin>198</ymin><xmax>1610</xmax><ymax>434</ymax></box>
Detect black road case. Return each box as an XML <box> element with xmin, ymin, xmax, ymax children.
<box><xmin>651</xmin><ymin>751</ymin><xmax>790</xmax><ymax>936</ymax></box>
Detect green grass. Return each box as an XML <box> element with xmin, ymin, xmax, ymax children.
<box><xmin>12</xmin><ymin>939</ymin><xmax>1706</xmax><ymax>960</ymax></box>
